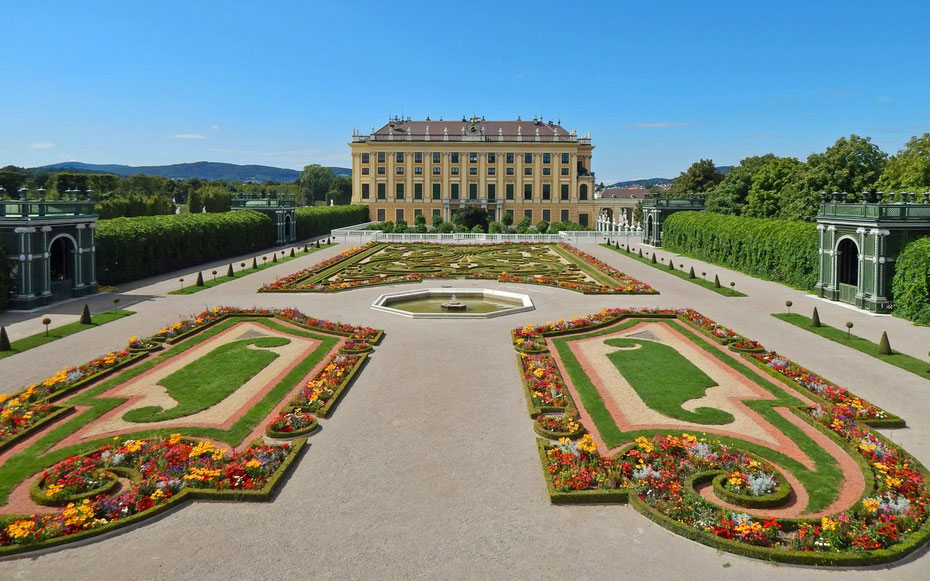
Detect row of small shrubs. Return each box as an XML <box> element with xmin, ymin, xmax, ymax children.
<box><xmin>0</xmin><ymin>244</ymin><xmax>8</xmax><ymax>310</ymax></box>
<box><xmin>96</xmin><ymin>211</ymin><xmax>273</xmax><ymax>284</ymax></box>
<box><xmin>891</xmin><ymin>237</ymin><xmax>930</xmax><ymax>324</ymax></box>
<box><xmin>295</xmin><ymin>205</ymin><xmax>367</xmax><ymax>239</ymax></box>
<box><xmin>662</xmin><ymin>212</ymin><xmax>818</xmax><ymax>289</ymax></box>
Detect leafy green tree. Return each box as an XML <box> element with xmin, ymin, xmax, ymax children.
<box><xmin>667</xmin><ymin>159</ymin><xmax>724</xmax><ymax>197</ymax></box>
<box><xmin>781</xmin><ymin>135</ymin><xmax>886</xmax><ymax>221</ymax></box>
<box><xmin>433</xmin><ymin>220</ymin><xmax>454</xmax><ymax>233</ymax></box>
<box><xmin>326</xmin><ymin>176</ymin><xmax>352</xmax><ymax>205</ymax></box>
<box><xmin>501</xmin><ymin>212</ymin><xmax>514</xmax><ymax>228</ymax></box>
<box><xmin>432</xmin><ymin>213</ymin><xmax>444</xmax><ymax>227</ymax></box>
<box><xmin>878</xmin><ymin>133</ymin><xmax>930</xmax><ymax>193</ymax></box>
<box><xmin>470</xmin><ymin>224</ymin><xmax>485</xmax><ymax>233</ymax></box>
<box><xmin>451</xmin><ymin>205</ymin><xmax>489</xmax><ymax>230</ymax></box>
<box><xmin>515</xmin><ymin>216</ymin><xmax>532</xmax><ymax>233</ymax></box>
<box><xmin>705</xmin><ymin>154</ymin><xmax>777</xmax><ymax>215</ymax></box>
<box><xmin>744</xmin><ymin>157</ymin><xmax>802</xmax><ymax>218</ymax></box>
<box><xmin>536</xmin><ymin>219</ymin><xmax>549</xmax><ymax>234</ymax></box>
<box><xmin>488</xmin><ymin>221</ymin><xmax>503</xmax><ymax>234</ymax></box>
<box><xmin>0</xmin><ymin>166</ymin><xmax>28</xmax><ymax>198</ymax></box>
<box><xmin>394</xmin><ymin>220</ymin><xmax>408</xmax><ymax>233</ymax></box>
<box><xmin>299</xmin><ymin>164</ymin><xmax>335</xmax><ymax>205</ymax></box>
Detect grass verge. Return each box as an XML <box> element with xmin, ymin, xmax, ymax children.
<box><xmin>601</xmin><ymin>243</ymin><xmax>746</xmax><ymax>296</ymax></box>
<box><xmin>773</xmin><ymin>312</ymin><xmax>930</xmax><ymax>382</ymax></box>
<box><xmin>0</xmin><ymin>311</ymin><xmax>135</xmax><ymax>360</ymax></box>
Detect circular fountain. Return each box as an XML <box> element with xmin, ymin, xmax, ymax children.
<box><xmin>372</xmin><ymin>288</ymin><xmax>534</xmax><ymax>319</ymax></box>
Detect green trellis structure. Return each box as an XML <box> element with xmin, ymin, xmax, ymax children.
<box><xmin>816</xmin><ymin>192</ymin><xmax>930</xmax><ymax>313</ymax></box>
<box><xmin>230</xmin><ymin>193</ymin><xmax>297</xmax><ymax>245</ymax></box>
<box><xmin>1</xmin><ymin>192</ymin><xmax>98</xmax><ymax>310</ymax></box>
<box><xmin>641</xmin><ymin>194</ymin><xmax>705</xmax><ymax>246</ymax></box>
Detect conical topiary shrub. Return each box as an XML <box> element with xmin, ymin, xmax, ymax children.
<box><xmin>651</xmin><ymin>253</ymin><xmax>657</xmax><ymax>264</ymax></box>
<box><xmin>272</xmin><ymin>253</ymin><xmax>278</xmax><ymax>263</ymax></box>
<box><xmin>0</xmin><ymin>327</ymin><xmax>11</xmax><ymax>351</ymax></box>
<box><xmin>252</xmin><ymin>257</ymin><xmax>258</xmax><ymax>269</ymax></box>
<box><xmin>80</xmin><ymin>304</ymin><xmax>92</xmax><ymax>325</ymax></box>
<box><xmin>688</xmin><ymin>266</ymin><xmax>695</xmax><ymax>279</ymax></box>
<box><xmin>227</xmin><ymin>263</ymin><xmax>234</xmax><ymax>277</ymax></box>
<box><xmin>638</xmin><ymin>248</ymin><xmax>643</xmax><ymax>258</ymax></box>
<box><xmin>196</xmin><ymin>272</ymin><xmax>205</xmax><ymax>287</ymax></box>
<box><xmin>668</xmin><ymin>260</ymin><xmax>674</xmax><ymax>271</ymax></box>
<box><xmin>811</xmin><ymin>307</ymin><xmax>821</xmax><ymax>327</ymax></box>
<box><xmin>304</xmin><ymin>244</ymin><xmax>309</xmax><ymax>252</ymax></box>
<box><xmin>878</xmin><ymin>331</ymin><xmax>892</xmax><ymax>355</ymax></box>
<box><xmin>315</xmin><ymin>240</ymin><xmax>320</xmax><ymax>248</ymax></box>
<box><xmin>290</xmin><ymin>248</ymin><xmax>295</xmax><ymax>257</ymax></box>
<box><xmin>714</xmin><ymin>275</ymin><xmax>720</xmax><ymax>288</ymax></box>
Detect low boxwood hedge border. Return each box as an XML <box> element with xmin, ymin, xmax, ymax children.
<box><xmin>710</xmin><ymin>471</ymin><xmax>792</xmax><ymax>510</ymax></box>
<box><xmin>0</xmin><ymin>405</ymin><xmax>74</xmax><ymax>454</ymax></box>
<box><xmin>313</xmin><ymin>353</ymin><xmax>368</xmax><ymax>419</ymax></box>
<box><xmin>532</xmin><ymin>416</ymin><xmax>586</xmax><ymax>440</ymax></box>
<box><xmin>29</xmin><ymin>470</ymin><xmax>119</xmax><ymax>507</ymax></box>
<box><xmin>0</xmin><ymin>438</ymin><xmax>307</xmax><ymax>558</ymax></box>
<box><xmin>265</xmin><ymin>417</ymin><xmax>319</xmax><ymax>439</ymax></box>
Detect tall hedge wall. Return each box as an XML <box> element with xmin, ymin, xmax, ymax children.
<box><xmin>891</xmin><ymin>237</ymin><xmax>930</xmax><ymax>324</ymax></box>
<box><xmin>295</xmin><ymin>205</ymin><xmax>368</xmax><ymax>240</ymax></box>
<box><xmin>662</xmin><ymin>212</ymin><xmax>819</xmax><ymax>289</ymax></box>
<box><xmin>0</xmin><ymin>244</ymin><xmax>8</xmax><ymax>311</ymax></box>
<box><xmin>96</xmin><ymin>211</ymin><xmax>273</xmax><ymax>284</ymax></box>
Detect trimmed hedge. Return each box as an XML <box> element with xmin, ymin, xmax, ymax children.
<box><xmin>95</xmin><ymin>211</ymin><xmax>273</xmax><ymax>284</ymax></box>
<box><xmin>662</xmin><ymin>212</ymin><xmax>818</xmax><ymax>290</ymax></box>
<box><xmin>0</xmin><ymin>244</ymin><xmax>7</xmax><ymax>311</ymax></box>
<box><xmin>295</xmin><ymin>204</ymin><xmax>368</xmax><ymax>239</ymax></box>
<box><xmin>891</xmin><ymin>236</ymin><xmax>930</xmax><ymax>324</ymax></box>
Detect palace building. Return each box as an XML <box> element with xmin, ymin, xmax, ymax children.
<box><xmin>349</xmin><ymin>116</ymin><xmax>599</xmax><ymax>226</ymax></box>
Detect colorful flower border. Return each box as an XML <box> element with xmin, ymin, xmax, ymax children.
<box><xmin>514</xmin><ymin>308</ymin><xmax>929</xmax><ymax>565</ymax></box>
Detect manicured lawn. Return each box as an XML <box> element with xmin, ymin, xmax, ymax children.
<box><xmin>0</xmin><ymin>310</ymin><xmax>135</xmax><ymax>360</ymax></box>
<box><xmin>169</xmin><ymin>244</ymin><xmax>329</xmax><ymax>294</ymax></box>
<box><xmin>773</xmin><ymin>312</ymin><xmax>930</xmax><ymax>381</ymax></box>
<box><xmin>122</xmin><ymin>336</ymin><xmax>290</xmax><ymax>422</ymax></box>
<box><xmin>603</xmin><ymin>337</ymin><xmax>734</xmax><ymax>424</ymax></box>
<box><xmin>601</xmin><ymin>243</ymin><xmax>747</xmax><ymax>296</ymax></box>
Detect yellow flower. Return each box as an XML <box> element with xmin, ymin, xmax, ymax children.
<box><xmin>821</xmin><ymin>516</ymin><xmax>837</xmax><ymax>532</ymax></box>
<box><xmin>150</xmin><ymin>489</ymin><xmax>164</xmax><ymax>502</ymax></box>
<box><xmin>862</xmin><ymin>498</ymin><xmax>879</xmax><ymax>513</ymax></box>
<box><xmin>246</xmin><ymin>459</ymin><xmax>262</xmax><ymax>469</ymax></box>
<box><xmin>5</xmin><ymin>519</ymin><xmax>36</xmax><ymax>539</ymax></box>
<box><xmin>168</xmin><ymin>433</ymin><xmax>182</xmax><ymax>445</ymax></box>
<box><xmin>46</xmin><ymin>483</ymin><xmax>64</xmax><ymax>497</ymax></box>
<box><xmin>635</xmin><ymin>436</ymin><xmax>654</xmax><ymax>453</ymax></box>
<box><xmin>577</xmin><ymin>434</ymin><xmax>598</xmax><ymax>454</ymax></box>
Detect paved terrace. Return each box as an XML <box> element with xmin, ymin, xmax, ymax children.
<box><xmin>1</xmin><ymin>241</ymin><xmax>929</xmax><ymax>580</ymax></box>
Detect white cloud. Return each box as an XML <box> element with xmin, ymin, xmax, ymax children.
<box><xmin>630</xmin><ymin>122</ymin><xmax>695</xmax><ymax>129</ymax></box>
<box><xmin>211</xmin><ymin>125</ymin><xmax>220</xmax><ymax>131</ymax></box>
<box><xmin>172</xmin><ymin>134</ymin><xmax>208</xmax><ymax>140</ymax></box>
<box><xmin>30</xmin><ymin>141</ymin><xmax>54</xmax><ymax>149</ymax></box>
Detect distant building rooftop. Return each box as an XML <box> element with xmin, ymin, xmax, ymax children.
<box><xmin>352</xmin><ymin>116</ymin><xmax>591</xmax><ymax>144</ymax></box>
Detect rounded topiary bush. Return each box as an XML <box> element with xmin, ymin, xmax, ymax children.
<box><xmin>891</xmin><ymin>237</ymin><xmax>930</xmax><ymax>324</ymax></box>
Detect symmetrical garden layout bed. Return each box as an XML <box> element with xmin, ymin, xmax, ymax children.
<box><xmin>0</xmin><ymin>307</ymin><xmax>381</xmax><ymax>555</ymax></box>
<box><xmin>513</xmin><ymin>308</ymin><xmax>928</xmax><ymax>566</ymax></box>
<box><xmin>259</xmin><ymin>241</ymin><xmax>656</xmax><ymax>294</ymax></box>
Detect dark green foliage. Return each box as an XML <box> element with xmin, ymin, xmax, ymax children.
<box><xmin>651</xmin><ymin>253</ymin><xmax>657</xmax><ymax>264</ymax></box>
<box><xmin>668</xmin><ymin>260</ymin><xmax>674</xmax><ymax>271</ymax></box>
<box><xmin>272</xmin><ymin>253</ymin><xmax>278</xmax><ymax>263</ymax></box>
<box><xmin>0</xmin><ymin>327</ymin><xmax>10</xmax><ymax>351</ymax></box>
<box><xmin>289</xmin><ymin>248</ymin><xmax>295</xmax><ymax>257</ymax></box>
<box><xmin>0</xmin><ymin>245</ymin><xmax>7</xmax><ymax>311</ymax></box>
<box><xmin>663</xmin><ymin>212</ymin><xmax>818</xmax><ymax>289</ymax></box>
<box><xmin>227</xmin><ymin>264</ymin><xmax>234</xmax><ymax>277</ymax></box>
<box><xmin>195</xmin><ymin>272</ymin><xmax>204</xmax><ymax>286</ymax></box>
<box><xmin>252</xmin><ymin>257</ymin><xmax>258</xmax><ymax>269</ymax></box>
<box><xmin>689</xmin><ymin>266</ymin><xmax>695</xmax><ymax>279</ymax></box>
<box><xmin>80</xmin><ymin>304</ymin><xmax>92</xmax><ymax>325</ymax></box>
<box><xmin>878</xmin><ymin>331</ymin><xmax>892</xmax><ymax>355</ymax></box>
<box><xmin>96</xmin><ymin>194</ymin><xmax>173</xmax><ymax>219</ymax></box>
<box><xmin>294</xmin><ymin>205</ymin><xmax>367</xmax><ymax>239</ymax></box>
<box><xmin>811</xmin><ymin>307</ymin><xmax>821</xmax><ymax>327</ymax></box>
<box><xmin>638</xmin><ymin>248</ymin><xmax>643</xmax><ymax>258</ymax></box>
<box><xmin>714</xmin><ymin>275</ymin><xmax>721</xmax><ymax>288</ymax></box>
<box><xmin>891</xmin><ymin>237</ymin><xmax>930</xmax><ymax>324</ymax></box>
<box><xmin>95</xmin><ymin>211</ymin><xmax>273</xmax><ymax>284</ymax></box>
<box><xmin>315</xmin><ymin>240</ymin><xmax>320</xmax><ymax>248</ymax></box>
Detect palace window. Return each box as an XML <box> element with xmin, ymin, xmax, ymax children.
<box><xmin>561</xmin><ymin>167</ymin><xmax>569</xmax><ymax>176</ymax></box>
<box><xmin>396</xmin><ymin>183</ymin><xmax>404</xmax><ymax>199</ymax></box>
<box><xmin>561</xmin><ymin>209</ymin><xmax>569</xmax><ymax>222</ymax></box>
<box><xmin>377</xmin><ymin>183</ymin><xmax>386</xmax><ymax>199</ymax></box>
<box><xmin>415</xmin><ymin>152</ymin><xmax>422</xmax><ymax>163</ymax></box>
<box><xmin>579</xmin><ymin>213</ymin><xmax>589</xmax><ymax>226</ymax></box>
<box><xmin>487</xmin><ymin>184</ymin><xmax>496</xmax><ymax>201</ymax></box>
<box><xmin>543</xmin><ymin>153</ymin><xmax>551</xmax><ymax>163</ymax></box>
<box><xmin>542</xmin><ymin>209</ymin><xmax>550</xmax><ymax>221</ymax></box>
<box><xmin>469</xmin><ymin>183</ymin><xmax>478</xmax><ymax>199</ymax></box>
<box><xmin>506</xmin><ymin>153</ymin><xmax>514</xmax><ymax>163</ymax></box>
<box><xmin>432</xmin><ymin>167</ymin><xmax>441</xmax><ymax>175</ymax></box>
<box><xmin>396</xmin><ymin>152</ymin><xmax>404</xmax><ymax>163</ymax></box>
<box><xmin>377</xmin><ymin>208</ymin><xmax>385</xmax><ymax>221</ymax></box>
<box><xmin>451</xmin><ymin>167</ymin><xmax>459</xmax><ymax>175</ymax></box>
<box><xmin>561</xmin><ymin>153</ymin><xmax>569</xmax><ymax>164</ymax></box>
<box><xmin>469</xmin><ymin>167</ymin><xmax>477</xmax><ymax>175</ymax></box>
<box><xmin>488</xmin><ymin>153</ymin><xmax>496</xmax><ymax>163</ymax></box>
<box><xmin>432</xmin><ymin>183</ymin><xmax>441</xmax><ymax>200</ymax></box>
<box><xmin>506</xmin><ymin>167</ymin><xmax>514</xmax><ymax>176</ymax></box>
<box><xmin>524</xmin><ymin>183</ymin><xmax>532</xmax><ymax>200</ymax></box>
<box><xmin>396</xmin><ymin>208</ymin><xmax>404</xmax><ymax>221</ymax></box>
<box><xmin>524</xmin><ymin>153</ymin><xmax>532</xmax><ymax>163</ymax></box>
<box><xmin>560</xmin><ymin>184</ymin><xmax>569</xmax><ymax>200</ymax></box>
<box><xmin>433</xmin><ymin>152</ymin><xmax>441</xmax><ymax>163</ymax></box>
<box><xmin>524</xmin><ymin>209</ymin><xmax>532</xmax><ymax>220</ymax></box>
<box><xmin>451</xmin><ymin>183</ymin><xmax>459</xmax><ymax>199</ymax></box>
<box><xmin>524</xmin><ymin>167</ymin><xmax>532</xmax><ymax>175</ymax></box>
<box><xmin>414</xmin><ymin>183</ymin><xmax>423</xmax><ymax>199</ymax></box>
<box><xmin>378</xmin><ymin>152</ymin><xmax>385</xmax><ymax>163</ymax></box>
<box><xmin>451</xmin><ymin>152</ymin><xmax>460</xmax><ymax>163</ymax></box>
<box><xmin>378</xmin><ymin>166</ymin><xmax>385</xmax><ymax>175</ymax></box>
<box><xmin>580</xmin><ymin>184</ymin><xmax>588</xmax><ymax>200</ymax></box>
<box><xmin>414</xmin><ymin>167</ymin><xmax>422</xmax><ymax>175</ymax></box>
<box><xmin>488</xmin><ymin>167</ymin><xmax>496</xmax><ymax>175</ymax></box>
<box><xmin>361</xmin><ymin>184</ymin><xmax>370</xmax><ymax>199</ymax></box>
<box><xmin>469</xmin><ymin>152</ymin><xmax>478</xmax><ymax>163</ymax></box>
<box><xmin>362</xmin><ymin>167</ymin><xmax>369</xmax><ymax>175</ymax></box>
<box><xmin>396</xmin><ymin>167</ymin><xmax>404</xmax><ymax>175</ymax></box>
<box><xmin>506</xmin><ymin>183</ymin><xmax>514</xmax><ymax>200</ymax></box>
<box><xmin>543</xmin><ymin>167</ymin><xmax>551</xmax><ymax>175</ymax></box>
<box><xmin>542</xmin><ymin>184</ymin><xmax>551</xmax><ymax>200</ymax></box>
<box><xmin>361</xmin><ymin>153</ymin><xmax>369</xmax><ymax>164</ymax></box>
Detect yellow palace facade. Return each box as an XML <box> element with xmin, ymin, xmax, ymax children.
<box><xmin>349</xmin><ymin>116</ymin><xmax>597</xmax><ymax>226</ymax></box>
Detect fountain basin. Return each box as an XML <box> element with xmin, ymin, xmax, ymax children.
<box><xmin>372</xmin><ymin>288</ymin><xmax>534</xmax><ymax>319</ymax></box>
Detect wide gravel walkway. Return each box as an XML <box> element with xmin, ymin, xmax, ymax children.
<box><xmin>2</xmin><ymin>240</ymin><xmax>929</xmax><ymax>580</ymax></box>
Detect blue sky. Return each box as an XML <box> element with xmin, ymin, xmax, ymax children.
<box><xmin>2</xmin><ymin>1</ymin><xmax>928</xmax><ymax>183</ymax></box>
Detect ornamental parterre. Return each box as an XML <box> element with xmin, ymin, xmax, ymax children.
<box><xmin>515</xmin><ymin>307</ymin><xmax>930</xmax><ymax>565</ymax></box>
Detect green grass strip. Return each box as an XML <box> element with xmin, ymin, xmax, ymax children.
<box><xmin>550</xmin><ymin>244</ymin><xmax>624</xmax><ymax>287</ymax></box>
<box><xmin>0</xmin><ymin>317</ymin><xmax>336</xmax><ymax>505</ymax></box>
<box><xmin>550</xmin><ymin>317</ymin><xmax>844</xmax><ymax>512</ymax></box>
<box><xmin>603</xmin><ymin>337</ymin><xmax>734</xmax><ymax>424</ymax></box>
<box><xmin>600</xmin><ymin>243</ymin><xmax>746</xmax><ymax>296</ymax></box>
<box><xmin>122</xmin><ymin>337</ymin><xmax>290</xmax><ymax>422</ymax></box>
<box><xmin>773</xmin><ymin>312</ymin><xmax>930</xmax><ymax>382</ymax></box>
<box><xmin>0</xmin><ymin>311</ymin><xmax>135</xmax><ymax>360</ymax></box>
<box><xmin>169</xmin><ymin>245</ymin><xmax>329</xmax><ymax>294</ymax></box>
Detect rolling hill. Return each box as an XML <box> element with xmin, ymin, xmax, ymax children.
<box><xmin>34</xmin><ymin>161</ymin><xmax>351</xmax><ymax>183</ymax></box>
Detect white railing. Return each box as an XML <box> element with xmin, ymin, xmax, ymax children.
<box><xmin>330</xmin><ymin>228</ymin><xmax>638</xmax><ymax>245</ymax></box>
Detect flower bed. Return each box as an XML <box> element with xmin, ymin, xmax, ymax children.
<box><xmin>30</xmin><ymin>455</ymin><xmax>119</xmax><ymax>507</ymax></box>
<box><xmin>287</xmin><ymin>352</ymin><xmax>366</xmax><ymax>418</ymax></box>
<box><xmin>534</xmin><ymin>413</ymin><xmax>585</xmax><ymax>440</ymax></box>
<box><xmin>516</xmin><ymin>308</ymin><xmax>928</xmax><ymax>564</ymax></box>
<box><xmin>0</xmin><ymin>434</ymin><xmax>303</xmax><ymax>555</ymax></box>
<box><xmin>266</xmin><ymin>411</ymin><xmax>318</xmax><ymax>438</ymax></box>
<box><xmin>339</xmin><ymin>340</ymin><xmax>372</xmax><ymax>354</ymax></box>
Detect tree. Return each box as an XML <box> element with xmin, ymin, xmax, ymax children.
<box><xmin>781</xmin><ymin>135</ymin><xmax>887</xmax><ymax>221</ymax></box>
<box><xmin>501</xmin><ymin>212</ymin><xmax>514</xmax><ymax>228</ymax></box>
<box><xmin>705</xmin><ymin>154</ymin><xmax>777</xmax><ymax>215</ymax></box>
<box><xmin>298</xmin><ymin>164</ymin><xmax>335</xmax><ymax>205</ymax></box>
<box><xmin>536</xmin><ymin>219</ymin><xmax>549</xmax><ymax>234</ymax></box>
<box><xmin>743</xmin><ymin>157</ymin><xmax>802</xmax><ymax>218</ymax></box>
<box><xmin>515</xmin><ymin>216</ymin><xmax>532</xmax><ymax>233</ymax></box>
<box><xmin>326</xmin><ymin>176</ymin><xmax>352</xmax><ymax>205</ymax></box>
<box><xmin>667</xmin><ymin>159</ymin><xmax>724</xmax><ymax>197</ymax></box>
<box><xmin>878</xmin><ymin>133</ymin><xmax>930</xmax><ymax>193</ymax></box>
<box><xmin>451</xmin><ymin>205</ymin><xmax>489</xmax><ymax>230</ymax></box>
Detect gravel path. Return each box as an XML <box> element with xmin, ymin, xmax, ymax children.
<box><xmin>2</xmin><ymin>241</ymin><xmax>930</xmax><ymax>580</ymax></box>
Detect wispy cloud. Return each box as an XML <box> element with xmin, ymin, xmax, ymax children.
<box><xmin>172</xmin><ymin>134</ymin><xmax>208</xmax><ymax>140</ymax></box>
<box><xmin>630</xmin><ymin>122</ymin><xmax>695</xmax><ymax>129</ymax></box>
<box><xmin>30</xmin><ymin>141</ymin><xmax>54</xmax><ymax>149</ymax></box>
<box><xmin>211</xmin><ymin>125</ymin><xmax>220</xmax><ymax>131</ymax></box>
